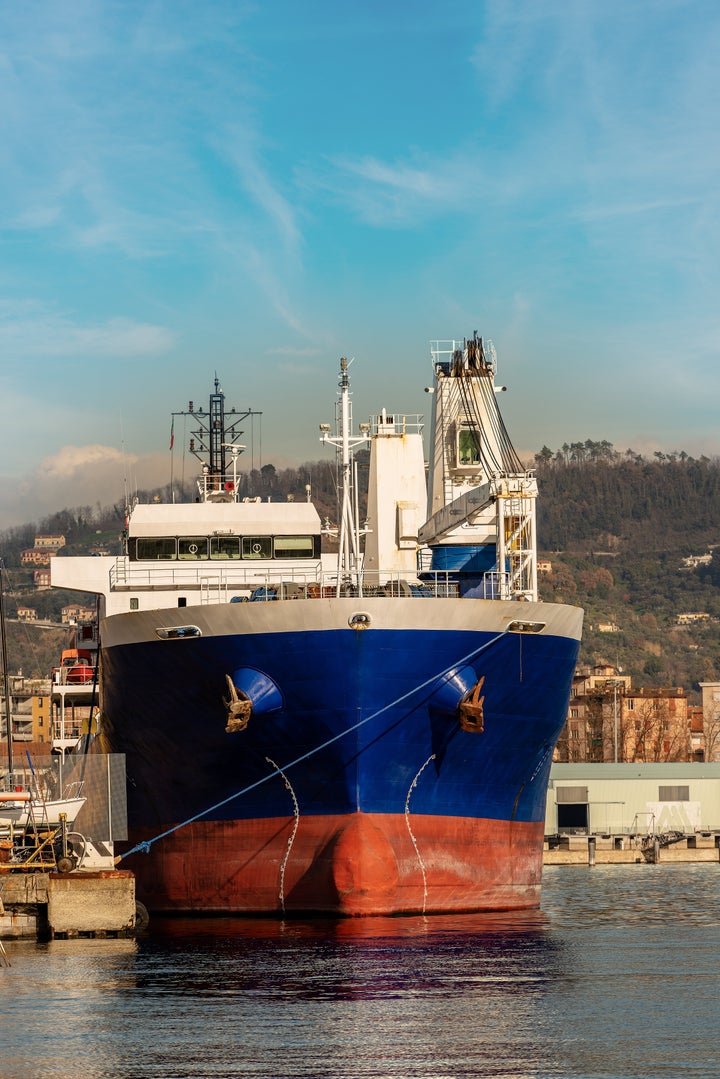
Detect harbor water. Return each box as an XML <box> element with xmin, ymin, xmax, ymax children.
<box><xmin>1</xmin><ymin>864</ymin><xmax>718</xmax><ymax>1079</ymax></box>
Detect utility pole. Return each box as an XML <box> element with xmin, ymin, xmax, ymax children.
<box><xmin>0</xmin><ymin>560</ymin><xmax>14</xmax><ymax>783</ymax></box>
<box><xmin>613</xmin><ymin>682</ymin><xmax>618</xmax><ymax>763</ymax></box>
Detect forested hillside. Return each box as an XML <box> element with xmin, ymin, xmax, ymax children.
<box><xmin>1</xmin><ymin>444</ymin><xmax>719</xmax><ymax>695</ymax></box>
<box><xmin>535</xmin><ymin>442</ymin><xmax>720</xmax><ymax>553</ymax></box>
<box><xmin>534</xmin><ymin>444</ymin><xmax>720</xmax><ymax>697</ymax></box>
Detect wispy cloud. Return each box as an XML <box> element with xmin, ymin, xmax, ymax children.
<box><xmin>308</xmin><ymin>151</ymin><xmax>483</xmax><ymax>228</ymax></box>
<box><xmin>0</xmin><ymin>0</ymin><xmax>717</xmax><ymax>501</ymax></box>
<box><xmin>0</xmin><ymin>302</ymin><xmax>174</xmax><ymax>360</ymax></box>
<box><xmin>0</xmin><ymin>5</ymin><xmax>266</xmax><ymax>259</ymax></box>
<box><xmin>218</xmin><ymin>126</ymin><xmax>302</xmax><ymax>254</ymax></box>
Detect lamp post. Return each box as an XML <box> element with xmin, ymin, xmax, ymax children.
<box><xmin>613</xmin><ymin>682</ymin><xmax>618</xmax><ymax>763</ymax></box>
<box><xmin>608</xmin><ymin>679</ymin><xmax>624</xmax><ymax>763</ymax></box>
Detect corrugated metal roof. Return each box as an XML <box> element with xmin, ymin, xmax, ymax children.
<box><xmin>551</xmin><ymin>763</ymin><xmax>720</xmax><ymax>779</ymax></box>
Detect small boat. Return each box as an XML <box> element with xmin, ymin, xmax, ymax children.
<box><xmin>54</xmin><ymin>648</ymin><xmax>96</xmax><ymax>685</ymax></box>
<box><xmin>0</xmin><ymin>790</ymin><xmax>86</xmax><ymax>828</ymax></box>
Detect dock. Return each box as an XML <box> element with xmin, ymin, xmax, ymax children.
<box><xmin>544</xmin><ymin>832</ymin><xmax>720</xmax><ymax>865</ymax></box>
<box><xmin>0</xmin><ymin>869</ymin><xmax>136</xmax><ymax>940</ymax></box>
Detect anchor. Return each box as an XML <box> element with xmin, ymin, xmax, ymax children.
<box><xmin>458</xmin><ymin>676</ymin><xmax>485</xmax><ymax>733</ymax></box>
<box><xmin>223</xmin><ymin>675</ymin><xmax>253</xmax><ymax>733</ymax></box>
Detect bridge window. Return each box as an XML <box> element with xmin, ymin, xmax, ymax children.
<box><xmin>178</xmin><ymin>537</ymin><xmax>209</xmax><ymax>560</ymax></box>
<box><xmin>136</xmin><ymin>538</ymin><xmax>177</xmax><ymax>560</ymax></box>
<box><xmin>210</xmin><ymin>536</ymin><xmax>241</xmax><ymax>560</ymax></box>
<box><xmin>242</xmin><ymin>537</ymin><xmax>272</xmax><ymax>560</ymax></box>
<box><xmin>273</xmin><ymin>536</ymin><xmax>314</xmax><ymax>559</ymax></box>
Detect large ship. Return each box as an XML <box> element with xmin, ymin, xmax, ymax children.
<box><xmin>52</xmin><ymin>336</ymin><xmax>583</xmax><ymax>916</ymax></box>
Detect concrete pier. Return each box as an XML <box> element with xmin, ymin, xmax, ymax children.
<box><xmin>0</xmin><ymin>870</ymin><xmax>136</xmax><ymax>939</ymax></box>
<box><xmin>544</xmin><ymin>833</ymin><xmax>720</xmax><ymax>865</ymax></box>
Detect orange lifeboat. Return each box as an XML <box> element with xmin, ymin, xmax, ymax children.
<box><xmin>60</xmin><ymin>649</ymin><xmax>95</xmax><ymax>684</ymax></box>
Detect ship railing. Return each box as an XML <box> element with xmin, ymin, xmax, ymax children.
<box><xmin>416</xmin><ymin>552</ymin><xmax>515</xmax><ymax>599</ymax></box>
<box><xmin>243</xmin><ymin>570</ymin><xmax>460</xmax><ymax>600</ymax></box>
<box><xmin>109</xmin><ymin>559</ymin><xmax>327</xmax><ymax>594</ymax></box>
<box><xmin>108</xmin><ymin>559</ymin><xmax>448</xmax><ymax>600</ymax></box>
<box><xmin>50</xmin><ymin>721</ymin><xmax>83</xmax><ymax>742</ymax></box>
<box><xmin>367</xmin><ymin>412</ymin><xmax>424</xmax><ymax>437</ymax></box>
<box><xmin>51</xmin><ymin>666</ymin><xmax>98</xmax><ymax>687</ymax></box>
<box><xmin>108</xmin><ymin>557</ymin><xmax>537</xmax><ymax>602</ymax></box>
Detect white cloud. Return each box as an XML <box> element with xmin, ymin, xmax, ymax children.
<box><xmin>41</xmin><ymin>444</ymin><xmax>128</xmax><ymax>480</ymax></box>
<box><xmin>0</xmin><ymin>446</ymin><xmax>175</xmax><ymax>528</ymax></box>
<box><xmin>0</xmin><ymin>303</ymin><xmax>175</xmax><ymax>360</ymax></box>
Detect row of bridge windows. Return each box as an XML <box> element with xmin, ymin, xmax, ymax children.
<box><xmin>130</xmin><ymin>535</ymin><xmax>319</xmax><ymax>561</ymax></box>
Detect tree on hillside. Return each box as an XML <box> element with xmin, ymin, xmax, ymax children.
<box><xmin>702</xmin><ymin>695</ymin><xmax>720</xmax><ymax>762</ymax></box>
<box><xmin>621</xmin><ymin>697</ymin><xmax>689</xmax><ymax>763</ymax></box>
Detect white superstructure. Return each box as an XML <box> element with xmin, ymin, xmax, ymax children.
<box><xmin>420</xmin><ymin>335</ymin><xmax>538</xmax><ymax>601</ymax></box>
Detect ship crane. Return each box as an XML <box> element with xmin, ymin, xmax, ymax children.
<box><xmin>424</xmin><ymin>336</ymin><xmax>538</xmax><ymax>601</ymax></box>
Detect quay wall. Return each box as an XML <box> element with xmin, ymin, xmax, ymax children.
<box><xmin>544</xmin><ymin>833</ymin><xmax>720</xmax><ymax>865</ymax></box>
<box><xmin>0</xmin><ymin>870</ymin><xmax>135</xmax><ymax>939</ymax></box>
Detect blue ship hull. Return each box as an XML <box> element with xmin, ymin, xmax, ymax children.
<box><xmin>99</xmin><ymin>597</ymin><xmax>582</xmax><ymax>914</ymax></box>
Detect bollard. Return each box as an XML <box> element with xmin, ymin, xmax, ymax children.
<box><xmin>588</xmin><ymin>836</ymin><xmax>596</xmax><ymax>866</ymax></box>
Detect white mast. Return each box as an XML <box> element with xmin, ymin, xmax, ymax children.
<box><xmin>320</xmin><ymin>358</ymin><xmax>370</xmax><ymax>594</ymax></box>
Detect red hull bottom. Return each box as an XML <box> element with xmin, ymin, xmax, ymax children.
<box><xmin>125</xmin><ymin>813</ymin><xmax>545</xmax><ymax>916</ymax></box>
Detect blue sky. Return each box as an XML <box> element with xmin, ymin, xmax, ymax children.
<box><xmin>1</xmin><ymin>1</ymin><xmax>719</xmax><ymax>526</ymax></box>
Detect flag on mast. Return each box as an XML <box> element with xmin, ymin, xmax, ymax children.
<box><xmin>169</xmin><ymin>417</ymin><xmax>175</xmax><ymax>451</ymax></box>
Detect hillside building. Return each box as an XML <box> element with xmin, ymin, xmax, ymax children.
<box><xmin>33</xmin><ymin>568</ymin><xmax>51</xmax><ymax>590</ymax></box>
<box><xmin>33</xmin><ymin>534</ymin><xmax>66</xmax><ymax>550</ymax></box>
<box><xmin>556</xmin><ymin>665</ymin><xmax>690</xmax><ymax>764</ymax></box>
<box><xmin>61</xmin><ymin>603</ymin><xmax>97</xmax><ymax>624</ymax></box>
<box><xmin>676</xmin><ymin>612</ymin><xmax>710</xmax><ymax>625</ymax></box>
<box><xmin>699</xmin><ymin>682</ymin><xmax>720</xmax><ymax>762</ymax></box>
<box><xmin>20</xmin><ymin>547</ymin><xmax>57</xmax><ymax>566</ymax></box>
<box><xmin>689</xmin><ymin>706</ymin><xmax>705</xmax><ymax>762</ymax></box>
<box><xmin>681</xmin><ymin>553</ymin><xmax>712</xmax><ymax>569</ymax></box>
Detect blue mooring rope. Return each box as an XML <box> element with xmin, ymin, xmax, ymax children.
<box><xmin>117</xmin><ymin>628</ymin><xmax>509</xmax><ymax>861</ymax></box>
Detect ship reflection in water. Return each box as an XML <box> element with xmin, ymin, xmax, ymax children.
<box><xmin>1</xmin><ymin>865</ymin><xmax>718</xmax><ymax>1079</ymax></box>
<box><xmin>142</xmin><ymin>908</ymin><xmax>557</xmax><ymax>1004</ymax></box>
